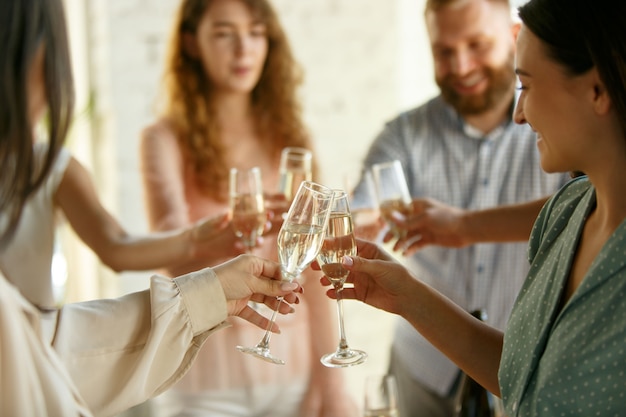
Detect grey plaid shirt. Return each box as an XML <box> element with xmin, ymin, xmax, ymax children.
<box><xmin>353</xmin><ymin>95</ymin><xmax>570</xmax><ymax>395</ymax></box>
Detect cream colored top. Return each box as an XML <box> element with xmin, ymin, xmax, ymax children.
<box><xmin>0</xmin><ymin>144</ymin><xmax>71</xmax><ymax>308</ymax></box>
<box><xmin>0</xmin><ymin>267</ymin><xmax>229</xmax><ymax>417</ymax></box>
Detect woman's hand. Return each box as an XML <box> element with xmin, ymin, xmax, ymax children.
<box><xmin>263</xmin><ymin>192</ymin><xmax>289</xmax><ymax>236</ymax></box>
<box><xmin>315</xmin><ymin>239</ymin><xmax>419</xmax><ymax>317</ymax></box>
<box><xmin>189</xmin><ymin>213</ymin><xmax>250</xmax><ymax>259</ymax></box>
<box><xmin>213</xmin><ymin>254</ymin><xmax>302</xmax><ymax>332</ymax></box>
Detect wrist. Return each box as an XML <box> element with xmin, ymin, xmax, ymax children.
<box><xmin>183</xmin><ymin>226</ymin><xmax>197</xmax><ymax>261</ymax></box>
<box><xmin>457</xmin><ymin>209</ymin><xmax>477</xmax><ymax>246</ymax></box>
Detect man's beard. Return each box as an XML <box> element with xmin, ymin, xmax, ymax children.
<box><xmin>437</xmin><ymin>53</ymin><xmax>515</xmax><ymax>116</ymax></box>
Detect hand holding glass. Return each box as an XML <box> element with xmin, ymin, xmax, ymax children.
<box><xmin>317</xmin><ymin>189</ymin><xmax>367</xmax><ymax>367</ymax></box>
<box><xmin>236</xmin><ymin>180</ymin><xmax>334</xmax><ymax>364</ymax></box>
<box><xmin>229</xmin><ymin>167</ymin><xmax>266</xmax><ymax>253</ymax></box>
<box><xmin>371</xmin><ymin>160</ymin><xmax>411</xmax><ymax>238</ymax></box>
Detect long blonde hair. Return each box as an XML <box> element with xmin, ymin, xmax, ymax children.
<box><xmin>159</xmin><ymin>0</ymin><xmax>311</xmax><ymax>200</ymax></box>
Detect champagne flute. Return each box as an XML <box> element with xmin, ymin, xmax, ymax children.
<box><xmin>363</xmin><ymin>374</ymin><xmax>400</xmax><ymax>417</ymax></box>
<box><xmin>348</xmin><ymin>170</ymin><xmax>382</xmax><ymax>240</ymax></box>
<box><xmin>318</xmin><ymin>189</ymin><xmax>367</xmax><ymax>367</ymax></box>
<box><xmin>236</xmin><ymin>180</ymin><xmax>334</xmax><ymax>364</ymax></box>
<box><xmin>229</xmin><ymin>167</ymin><xmax>266</xmax><ymax>253</ymax></box>
<box><xmin>278</xmin><ymin>147</ymin><xmax>313</xmax><ymax>202</ymax></box>
<box><xmin>371</xmin><ymin>160</ymin><xmax>412</xmax><ymax>238</ymax></box>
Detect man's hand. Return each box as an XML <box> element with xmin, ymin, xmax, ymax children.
<box><xmin>384</xmin><ymin>198</ymin><xmax>469</xmax><ymax>255</ymax></box>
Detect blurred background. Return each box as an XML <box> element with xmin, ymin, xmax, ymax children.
<box><xmin>54</xmin><ymin>0</ymin><xmax>525</xmax><ymax>414</ymax></box>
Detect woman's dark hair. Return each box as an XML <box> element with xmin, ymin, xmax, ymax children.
<box><xmin>519</xmin><ymin>0</ymin><xmax>626</xmax><ymax>137</ymax></box>
<box><xmin>0</xmin><ymin>0</ymin><xmax>75</xmax><ymax>246</ymax></box>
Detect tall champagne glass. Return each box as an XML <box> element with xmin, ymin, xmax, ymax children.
<box><xmin>278</xmin><ymin>147</ymin><xmax>313</xmax><ymax>202</ymax></box>
<box><xmin>317</xmin><ymin>190</ymin><xmax>367</xmax><ymax>367</ymax></box>
<box><xmin>236</xmin><ymin>180</ymin><xmax>334</xmax><ymax>364</ymax></box>
<box><xmin>229</xmin><ymin>167</ymin><xmax>266</xmax><ymax>253</ymax></box>
<box><xmin>371</xmin><ymin>160</ymin><xmax>412</xmax><ymax>238</ymax></box>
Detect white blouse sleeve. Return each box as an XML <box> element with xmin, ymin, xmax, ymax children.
<box><xmin>52</xmin><ymin>267</ymin><xmax>228</xmax><ymax>416</ymax></box>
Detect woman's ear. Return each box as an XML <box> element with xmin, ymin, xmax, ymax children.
<box><xmin>182</xmin><ymin>32</ymin><xmax>199</xmax><ymax>59</ymax></box>
<box><xmin>591</xmin><ymin>69</ymin><xmax>612</xmax><ymax>115</ymax></box>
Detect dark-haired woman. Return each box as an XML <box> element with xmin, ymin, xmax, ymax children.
<box><xmin>0</xmin><ymin>0</ymin><xmax>300</xmax><ymax>415</ymax></box>
<box><xmin>321</xmin><ymin>0</ymin><xmax>626</xmax><ymax>415</ymax></box>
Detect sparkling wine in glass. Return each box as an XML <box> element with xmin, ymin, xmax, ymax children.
<box><xmin>278</xmin><ymin>147</ymin><xmax>313</xmax><ymax>203</ymax></box>
<box><xmin>236</xmin><ymin>180</ymin><xmax>334</xmax><ymax>364</ymax></box>
<box><xmin>371</xmin><ymin>160</ymin><xmax>412</xmax><ymax>238</ymax></box>
<box><xmin>364</xmin><ymin>374</ymin><xmax>400</xmax><ymax>417</ymax></box>
<box><xmin>317</xmin><ymin>189</ymin><xmax>367</xmax><ymax>367</ymax></box>
<box><xmin>229</xmin><ymin>167</ymin><xmax>266</xmax><ymax>253</ymax></box>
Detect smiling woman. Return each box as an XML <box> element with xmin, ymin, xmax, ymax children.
<box><xmin>319</xmin><ymin>0</ymin><xmax>626</xmax><ymax>416</ymax></box>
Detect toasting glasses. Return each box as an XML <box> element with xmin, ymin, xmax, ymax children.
<box><xmin>229</xmin><ymin>167</ymin><xmax>266</xmax><ymax>253</ymax></box>
<box><xmin>236</xmin><ymin>181</ymin><xmax>334</xmax><ymax>364</ymax></box>
<box><xmin>317</xmin><ymin>189</ymin><xmax>367</xmax><ymax>367</ymax></box>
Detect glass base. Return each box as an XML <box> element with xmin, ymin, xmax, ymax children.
<box><xmin>236</xmin><ymin>345</ymin><xmax>286</xmax><ymax>365</ymax></box>
<box><xmin>320</xmin><ymin>348</ymin><xmax>367</xmax><ymax>368</ymax></box>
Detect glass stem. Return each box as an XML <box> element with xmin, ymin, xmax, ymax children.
<box><xmin>335</xmin><ymin>285</ymin><xmax>350</xmax><ymax>351</ymax></box>
<box><xmin>244</xmin><ymin>236</ymin><xmax>255</xmax><ymax>254</ymax></box>
<box><xmin>256</xmin><ymin>296</ymin><xmax>283</xmax><ymax>349</ymax></box>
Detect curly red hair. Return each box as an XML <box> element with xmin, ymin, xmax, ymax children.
<box><xmin>159</xmin><ymin>0</ymin><xmax>313</xmax><ymax>199</ymax></box>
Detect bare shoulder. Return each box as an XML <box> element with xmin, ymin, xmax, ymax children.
<box><xmin>141</xmin><ymin>118</ymin><xmax>179</xmax><ymax>147</ymax></box>
<box><xmin>140</xmin><ymin>118</ymin><xmax>184</xmax><ymax>167</ymax></box>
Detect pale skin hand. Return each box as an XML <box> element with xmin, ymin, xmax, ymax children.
<box><xmin>213</xmin><ymin>254</ymin><xmax>302</xmax><ymax>332</ymax></box>
<box><xmin>315</xmin><ymin>239</ymin><xmax>504</xmax><ymax>396</ymax></box>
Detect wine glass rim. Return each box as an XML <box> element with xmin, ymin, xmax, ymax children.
<box><xmin>280</xmin><ymin>146</ymin><xmax>313</xmax><ymax>160</ymax></box>
<box><xmin>229</xmin><ymin>166</ymin><xmax>263</xmax><ymax>196</ymax></box>
<box><xmin>300</xmin><ymin>180</ymin><xmax>334</xmax><ymax>197</ymax></box>
<box><xmin>230</xmin><ymin>166</ymin><xmax>262</xmax><ymax>174</ymax></box>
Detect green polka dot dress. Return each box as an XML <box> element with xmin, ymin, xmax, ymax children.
<box><xmin>499</xmin><ymin>177</ymin><xmax>626</xmax><ymax>416</ymax></box>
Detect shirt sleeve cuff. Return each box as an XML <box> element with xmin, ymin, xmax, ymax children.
<box><xmin>173</xmin><ymin>267</ymin><xmax>228</xmax><ymax>335</ymax></box>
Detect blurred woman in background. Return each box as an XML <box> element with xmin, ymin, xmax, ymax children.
<box><xmin>141</xmin><ymin>0</ymin><xmax>356</xmax><ymax>416</ymax></box>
